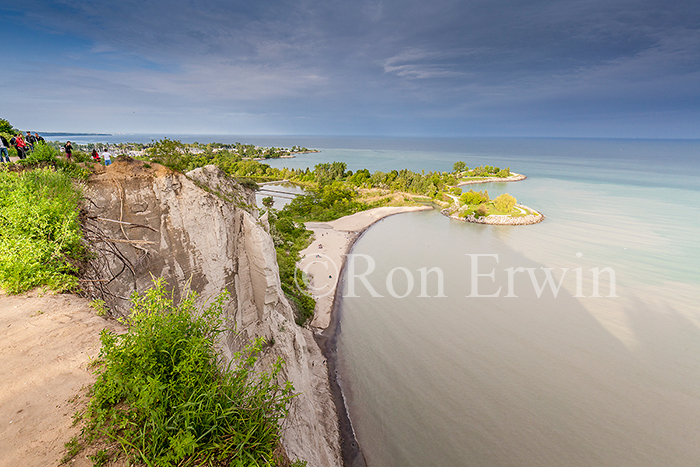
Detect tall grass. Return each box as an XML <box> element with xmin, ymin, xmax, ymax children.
<box><xmin>80</xmin><ymin>278</ymin><xmax>295</xmax><ymax>466</ymax></box>
<box><xmin>0</xmin><ymin>168</ymin><xmax>83</xmax><ymax>293</ymax></box>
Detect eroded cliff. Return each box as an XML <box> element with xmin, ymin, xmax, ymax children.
<box><xmin>81</xmin><ymin>159</ymin><xmax>341</xmax><ymax>466</ymax></box>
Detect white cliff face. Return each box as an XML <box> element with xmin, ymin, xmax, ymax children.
<box><xmin>82</xmin><ymin>161</ymin><xmax>341</xmax><ymax>466</ymax></box>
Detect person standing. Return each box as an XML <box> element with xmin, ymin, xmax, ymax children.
<box><xmin>35</xmin><ymin>132</ymin><xmax>44</xmax><ymax>143</ymax></box>
<box><xmin>64</xmin><ymin>141</ymin><xmax>73</xmax><ymax>161</ymax></box>
<box><xmin>25</xmin><ymin>131</ymin><xmax>35</xmax><ymax>151</ymax></box>
<box><xmin>102</xmin><ymin>149</ymin><xmax>112</xmax><ymax>166</ymax></box>
<box><xmin>0</xmin><ymin>135</ymin><xmax>10</xmax><ymax>162</ymax></box>
<box><xmin>14</xmin><ymin>134</ymin><xmax>27</xmax><ymax>159</ymax></box>
<box><xmin>91</xmin><ymin>148</ymin><xmax>100</xmax><ymax>162</ymax></box>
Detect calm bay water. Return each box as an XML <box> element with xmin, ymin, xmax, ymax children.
<box><xmin>66</xmin><ymin>134</ymin><xmax>700</xmax><ymax>465</ymax></box>
<box><xmin>309</xmin><ymin>138</ymin><xmax>700</xmax><ymax>467</ymax></box>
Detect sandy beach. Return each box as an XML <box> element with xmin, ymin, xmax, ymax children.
<box><xmin>298</xmin><ymin>205</ymin><xmax>432</xmax><ymax>329</ymax></box>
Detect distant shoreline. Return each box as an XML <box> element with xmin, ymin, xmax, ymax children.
<box><xmin>41</xmin><ymin>132</ymin><xmax>112</xmax><ymax>136</ymax></box>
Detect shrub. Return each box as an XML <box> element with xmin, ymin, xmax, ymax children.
<box><xmin>80</xmin><ymin>278</ymin><xmax>295</xmax><ymax>466</ymax></box>
<box><xmin>23</xmin><ymin>141</ymin><xmax>58</xmax><ymax>164</ymax></box>
<box><xmin>476</xmin><ymin>204</ymin><xmax>489</xmax><ymax>217</ymax></box>
<box><xmin>72</xmin><ymin>150</ymin><xmax>92</xmax><ymax>163</ymax></box>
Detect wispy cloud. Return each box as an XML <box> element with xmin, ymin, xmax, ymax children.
<box><xmin>3</xmin><ymin>0</ymin><xmax>700</xmax><ymax>136</ymax></box>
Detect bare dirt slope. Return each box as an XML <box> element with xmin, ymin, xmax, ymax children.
<box><xmin>0</xmin><ymin>291</ymin><xmax>122</xmax><ymax>467</ymax></box>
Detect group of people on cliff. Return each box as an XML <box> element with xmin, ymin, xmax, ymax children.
<box><xmin>0</xmin><ymin>131</ymin><xmax>45</xmax><ymax>162</ymax></box>
<box><xmin>61</xmin><ymin>141</ymin><xmax>111</xmax><ymax>165</ymax></box>
<box><xmin>89</xmin><ymin>147</ymin><xmax>112</xmax><ymax>165</ymax></box>
<box><xmin>0</xmin><ymin>133</ymin><xmax>112</xmax><ymax>165</ymax></box>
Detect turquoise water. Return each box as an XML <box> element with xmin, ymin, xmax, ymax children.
<box><xmin>72</xmin><ymin>134</ymin><xmax>700</xmax><ymax>465</ymax></box>
<box><xmin>274</xmin><ymin>138</ymin><xmax>699</xmax><ymax>467</ymax></box>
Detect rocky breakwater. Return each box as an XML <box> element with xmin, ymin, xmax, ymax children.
<box><xmin>442</xmin><ymin>204</ymin><xmax>545</xmax><ymax>225</ymax></box>
<box><xmin>81</xmin><ymin>159</ymin><xmax>341</xmax><ymax>466</ymax></box>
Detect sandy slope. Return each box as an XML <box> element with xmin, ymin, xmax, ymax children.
<box><xmin>0</xmin><ymin>291</ymin><xmax>122</xmax><ymax>467</ymax></box>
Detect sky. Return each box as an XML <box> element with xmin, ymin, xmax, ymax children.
<box><xmin>1</xmin><ymin>0</ymin><xmax>699</xmax><ymax>138</ymax></box>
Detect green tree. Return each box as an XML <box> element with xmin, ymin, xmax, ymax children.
<box><xmin>262</xmin><ymin>196</ymin><xmax>274</xmax><ymax>208</ymax></box>
<box><xmin>453</xmin><ymin>161</ymin><xmax>466</xmax><ymax>173</ymax></box>
<box><xmin>147</xmin><ymin>138</ymin><xmax>191</xmax><ymax>171</ymax></box>
<box><xmin>314</xmin><ymin>161</ymin><xmax>347</xmax><ymax>186</ymax></box>
<box><xmin>497</xmin><ymin>167</ymin><xmax>511</xmax><ymax>177</ymax></box>
<box><xmin>494</xmin><ymin>193</ymin><xmax>517</xmax><ymax>212</ymax></box>
<box><xmin>0</xmin><ymin>118</ymin><xmax>18</xmax><ymax>136</ymax></box>
<box><xmin>460</xmin><ymin>189</ymin><xmax>489</xmax><ymax>205</ymax></box>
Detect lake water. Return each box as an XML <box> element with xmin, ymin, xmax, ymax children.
<box><xmin>272</xmin><ymin>138</ymin><xmax>700</xmax><ymax>466</ymax></box>
<box><xmin>66</xmin><ymin>134</ymin><xmax>700</xmax><ymax>466</ymax></box>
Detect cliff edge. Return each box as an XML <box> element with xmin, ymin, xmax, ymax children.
<box><xmin>81</xmin><ymin>159</ymin><xmax>341</xmax><ymax>466</ymax></box>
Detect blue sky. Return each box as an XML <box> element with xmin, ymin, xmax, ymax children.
<box><xmin>2</xmin><ymin>0</ymin><xmax>699</xmax><ymax>138</ymax></box>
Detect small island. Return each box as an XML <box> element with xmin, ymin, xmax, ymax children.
<box><xmin>440</xmin><ymin>188</ymin><xmax>544</xmax><ymax>225</ymax></box>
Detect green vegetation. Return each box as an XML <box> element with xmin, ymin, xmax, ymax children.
<box><xmin>460</xmin><ymin>189</ymin><xmax>490</xmax><ymax>206</ymax></box>
<box><xmin>0</xmin><ymin>118</ymin><xmax>18</xmax><ymax>136</ymax></box>
<box><xmin>60</xmin><ymin>436</ymin><xmax>83</xmax><ymax>464</ymax></box>
<box><xmin>454</xmin><ymin>190</ymin><xmax>525</xmax><ymax>218</ymax></box>
<box><xmin>77</xmin><ymin>279</ymin><xmax>296</xmax><ymax>466</ymax></box>
<box><xmin>494</xmin><ymin>193</ymin><xmax>517</xmax><ymax>212</ymax></box>
<box><xmin>147</xmin><ymin>137</ymin><xmax>192</xmax><ymax>172</ymax></box>
<box><xmin>0</xmin><ymin>119</ymin><xmax>20</xmax><ymax>152</ymax></box>
<box><xmin>144</xmin><ymin>138</ymin><xmax>318</xmax><ymax>175</ymax></box>
<box><xmin>90</xmin><ymin>299</ymin><xmax>108</xmax><ymax>317</ymax></box>
<box><xmin>452</xmin><ymin>162</ymin><xmax>512</xmax><ymax>180</ymax></box>
<box><xmin>0</xmin><ymin>167</ymin><xmax>84</xmax><ymax>293</ymax></box>
<box><xmin>268</xmin><ymin>212</ymin><xmax>316</xmax><ymax>325</ymax></box>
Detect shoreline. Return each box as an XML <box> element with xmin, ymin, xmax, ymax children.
<box><xmin>299</xmin><ymin>205</ymin><xmax>432</xmax><ymax>329</ymax></box>
<box><xmin>456</xmin><ymin>172</ymin><xmax>526</xmax><ymax>186</ymax></box>
<box><xmin>298</xmin><ymin>205</ymin><xmax>432</xmax><ymax>467</ymax></box>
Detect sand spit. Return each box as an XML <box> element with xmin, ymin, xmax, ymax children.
<box><xmin>299</xmin><ymin>205</ymin><xmax>432</xmax><ymax>330</ymax></box>
<box><xmin>456</xmin><ymin>173</ymin><xmax>526</xmax><ymax>186</ymax></box>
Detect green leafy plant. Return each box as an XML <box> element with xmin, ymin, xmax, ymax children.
<box><xmin>0</xmin><ymin>168</ymin><xmax>84</xmax><ymax>293</ymax></box>
<box><xmin>90</xmin><ymin>299</ymin><xmax>108</xmax><ymax>317</ymax></box>
<box><xmin>88</xmin><ymin>449</ymin><xmax>110</xmax><ymax>466</ymax></box>
<box><xmin>79</xmin><ymin>278</ymin><xmax>295</xmax><ymax>466</ymax></box>
<box><xmin>23</xmin><ymin>141</ymin><xmax>58</xmax><ymax>164</ymax></box>
<box><xmin>60</xmin><ymin>436</ymin><xmax>83</xmax><ymax>464</ymax></box>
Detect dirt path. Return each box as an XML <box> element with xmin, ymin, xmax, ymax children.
<box><xmin>0</xmin><ymin>291</ymin><xmax>122</xmax><ymax>467</ymax></box>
